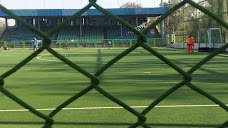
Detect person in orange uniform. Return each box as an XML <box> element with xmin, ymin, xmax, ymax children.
<box><xmin>187</xmin><ymin>34</ymin><xmax>194</xmax><ymax>54</ymax></box>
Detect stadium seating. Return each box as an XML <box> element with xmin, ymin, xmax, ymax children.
<box><xmin>1</xmin><ymin>26</ymin><xmax>57</xmax><ymax>44</ymax></box>
<box><xmin>1</xmin><ymin>24</ymin><xmax>157</xmax><ymax>45</ymax></box>
<box><xmin>106</xmin><ymin>25</ymin><xmax>154</xmax><ymax>39</ymax></box>
<box><xmin>56</xmin><ymin>25</ymin><xmax>104</xmax><ymax>44</ymax></box>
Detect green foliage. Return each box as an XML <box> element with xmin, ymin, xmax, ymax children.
<box><xmin>120</xmin><ymin>2</ymin><xmax>142</xmax><ymax>8</ymax></box>
<box><xmin>164</xmin><ymin>0</ymin><xmax>187</xmax><ymax>34</ymax></box>
<box><xmin>165</xmin><ymin>0</ymin><xmax>228</xmax><ymax>35</ymax></box>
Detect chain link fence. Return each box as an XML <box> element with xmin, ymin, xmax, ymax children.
<box><xmin>0</xmin><ymin>38</ymin><xmax>168</xmax><ymax>49</ymax></box>
<box><xmin>0</xmin><ymin>0</ymin><xmax>227</xmax><ymax>127</ymax></box>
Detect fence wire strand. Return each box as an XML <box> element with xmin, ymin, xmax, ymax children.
<box><xmin>0</xmin><ymin>0</ymin><xmax>227</xmax><ymax>127</ymax></box>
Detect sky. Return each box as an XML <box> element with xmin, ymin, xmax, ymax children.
<box><xmin>0</xmin><ymin>0</ymin><xmax>168</xmax><ymax>9</ymax></box>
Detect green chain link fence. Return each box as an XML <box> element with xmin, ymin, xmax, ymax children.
<box><xmin>1</xmin><ymin>38</ymin><xmax>168</xmax><ymax>49</ymax></box>
<box><xmin>0</xmin><ymin>0</ymin><xmax>227</xmax><ymax>127</ymax></box>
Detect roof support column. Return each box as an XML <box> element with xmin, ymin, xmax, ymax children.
<box><xmin>136</xmin><ymin>17</ymin><xmax>138</xmax><ymax>26</ymax></box>
<box><xmin>5</xmin><ymin>19</ymin><xmax>8</xmax><ymax>28</ymax></box>
<box><xmin>80</xmin><ymin>17</ymin><xmax>82</xmax><ymax>37</ymax></box>
<box><xmin>120</xmin><ymin>24</ymin><xmax>123</xmax><ymax>37</ymax></box>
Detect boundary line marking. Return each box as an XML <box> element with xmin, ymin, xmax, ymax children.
<box><xmin>0</xmin><ymin>104</ymin><xmax>227</xmax><ymax>112</ymax></box>
<box><xmin>36</xmin><ymin>54</ymin><xmax>169</xmax><ymax>66</ymax></box>
<box><xmin>37</xmin><ymin>54</ymin><xmax>57</xmax><ymax>62</ymax></box>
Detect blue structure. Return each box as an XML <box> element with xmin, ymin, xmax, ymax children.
<box><xmin>0</xmin><ymin>8</ymin><xmax>168</xmax><ymax>17</ymax></box>
<box><xmin>0</xmin><ymin>7</ymin><xmax>168</xmax><ymax>46</ymax></box>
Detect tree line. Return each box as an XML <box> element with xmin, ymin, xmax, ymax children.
<box><xmin>164</xmin><ymin>0</ymin><xmax>228</xmax><ymax>35</ymax></box>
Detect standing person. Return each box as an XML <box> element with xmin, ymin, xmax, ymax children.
<box><xmin>108</xmin><ymin>41</ymin><xmax>111</xmax><ymax>48</ymax></box>
<box><xmin>33</xmin><ymin>37</ymin><xmax>38</xmax><ymax>52</ymax></box>
<box><xmin>187</xmin><ymin>34</ymin><xmax>194</xmax><ymax>54</ymax></box>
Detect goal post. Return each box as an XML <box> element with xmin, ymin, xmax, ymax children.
<box><xmin>198</xmin><ymin>28</ymin><xmax>224</xmax><ymax>52</ymax></box>
<box><xmin>208</xmin><ymin>28</ymin><xmax>223</xmax><ymax>49</ymax></box>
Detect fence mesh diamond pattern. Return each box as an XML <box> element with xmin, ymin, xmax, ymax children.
<box><xmin>0</xmin><ymin>0</ymin><xmax>227</xmax><ymax>128</ymax></box>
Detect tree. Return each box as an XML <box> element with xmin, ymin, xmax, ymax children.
<box><xmin>0</xmin><ymin>20</ymin><xmax>6</xmax><ymax>31</ymax></box>
<box><xmin>163</xmin><ymin>0</ymin><xmax>228</xmax><ymax>44</ymax></box>
<box><xmin>165</xmin><ymin>0</ymin><xmax>210</xmax><ymax>34</ymax></box>
<box><xmin>164</xmin><ymin>0</ymin><xmax>187</xmax><ymax>34</ymax></box>
<box><xmin>120</xmin><ymin>2</ymin><xmax>142</xmax><ymax>8</ymax></box>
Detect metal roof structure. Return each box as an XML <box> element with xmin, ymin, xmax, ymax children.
<box><xmin>0</xmin><ymin>7</ymin><xmax>168</xmax><ymax>17</ymax></box>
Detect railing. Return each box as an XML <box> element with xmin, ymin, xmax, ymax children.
<box><xmin>0</xmin><ymin>38</ymin><xmax>168</xmax><ymax>48</ymax></box>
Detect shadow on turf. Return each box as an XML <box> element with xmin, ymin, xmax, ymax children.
<box><xmin>0</xmin><ymin>121</ymin><xmax>221</xmax><ymax>127</ymax></box>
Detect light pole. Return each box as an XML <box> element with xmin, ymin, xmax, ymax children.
<box><xmin>160</xmin><ymin>0</ymin><xmax>165</xmax><ymax>38</ymax></box>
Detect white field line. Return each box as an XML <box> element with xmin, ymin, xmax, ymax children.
<box><xmin>36</xmin><ymin>54</ymin><xmax>57</xmax><ymax>62</ymax></box>
<box><xmin>36</xmin><ymin>54</ymin><xmax>167</xmax><ymax>66</ymax></box>
<box><xmin>0</xmin><ymin>104</ymin><xmax>227</xmax><ymax>112</ymax></box>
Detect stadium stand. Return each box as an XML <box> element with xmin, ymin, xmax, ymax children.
<box><xmin>1</xmin><ymin>24</ymin><xmax>158</xmax><ymax>46</ymax></box>
<box><xmin>0</xmin><ymin>8</ymin><xmax>168</xmax><ymax>47</ymax></box>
